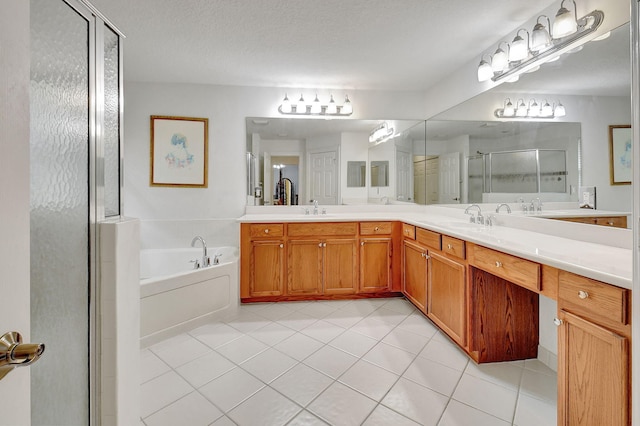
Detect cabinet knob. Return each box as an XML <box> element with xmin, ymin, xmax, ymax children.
<box><xmin>607</xmin><ymin>221</ymin><xmax>614</xmax><ymax>226</ymax></box>
<box><xmin>374</xmin><ymin>226</ymin><xmax>379</xmax><ymax>231</ymax></box>
<box><xmin>495</xmin><ymin>261</ymin><xmax>502</xmax><ymax>268</ymax></box>
<box><xmin>264</xmin><ymin>229</ymin><xmax>269</xmax><ymax>234</ymax></box>
<box><xmin>578</xmin><ymin>290</ymin><xmax>589</xmax><ymax>299</ymax></box>
<box><xmin>447</xmin><ymin>244</ymin><xmax>453</xmax><ymax>249</ymax></box>
<box><xmin>318</xmin><ymin>243</ymin><xmax>323</xmax><ymax>248</ymax></box>
<box><xmin>361</xmin><ymin>241</ymin><xmax>365</xmax><ymax>246</ymax></box>
<box><xmin>279</xmin><ymin>244</ymin><xmax>283</xmax><ymax>248</ymax></box>
<box><xmin>553</xmin><ymin>318</ymin><xmax>563</xmax><ymax>326</ymax></box>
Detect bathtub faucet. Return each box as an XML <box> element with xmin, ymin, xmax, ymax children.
<box><xmin>191</xmin><ymin>236</ymin><xmax>209</xmax><ymax>267</ymax></box>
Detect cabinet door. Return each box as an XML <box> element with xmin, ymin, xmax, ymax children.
<box><xmin>360</xmin><ymin>238</ymin><xmax>392</xmax><ymax>293</ymax></box>
<box><xmin>250</xmin><ymin>240</ymin><xmax>285</xmax><ymax>297</ymax></box>
<box><xmin>287</xmin><ymin>239</ymin><xmax>323</xmax><ymax>295</ymax></box>
<box><xmin>403</xmin><ymin>239</ymin><xmax>428</xmax><ymax>312</ymax></box>
<box><xmin>558</xmin><ymin>310</ymin><xmax>629</xmax><ymax>426</ymax></box>
<box><xmin>428</xmin><ymin>251</ymin><xmax>467</xmax><ymax>346</ymax></box>
<box><xmin>324</xmin><ymin>238</ymin><xmax>357</xmax><ymax>295</ymax></box>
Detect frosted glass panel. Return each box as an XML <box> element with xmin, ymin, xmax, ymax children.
<box><xmin>539</xmin><ymin>150</ymin><xmax>567</xmax><ymax>193</ymax></box>
<box><xmin>104</xmin><ymin>26</ymin><xmax>121</xmax><ymax>216</ymax></box>
<box><xmin>490</xmin><ymin>151</ymin><xmax>538</xmax><ymax>193</ymax></box>
<box><xmin>30</xmin><ymin>0</ymin><xmax>89</xmax><ymax>424</ymax></box>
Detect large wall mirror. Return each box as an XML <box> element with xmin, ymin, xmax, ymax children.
<box><xmin>428</xmin><ymin>22</ymin><xmax>631</xmax><ymax>212</ymax></box>
<box><xmin>246</xmin><ymin>118</ymin><xmax>425</xmax><ymax>205</ymax></box>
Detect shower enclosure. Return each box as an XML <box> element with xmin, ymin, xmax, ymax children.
<box><xmin>467</xmin><ymin>149</ymin><xmax>567</xmax><ymax>203</ymax></box>
<box><xmin>30</xmin><ymin>0</ymin><xmax>123</xmax><ymax>424</ymax></box>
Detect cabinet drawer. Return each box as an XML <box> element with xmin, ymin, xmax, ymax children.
<box><xmin>288</xmin><ymin>222</ymin><xmax>357</xmax><ymax>237</ymax></box>
<box><xmin>595</xmin><ymin>216</ymin><xmax>627</xmax><ymax>228</ymax></box>
<box><xmin>249</xmin><ymin>223</ymin><xmax>284</xmax><ymax>238</ymax></box>
<box><xmin>402</xmin><ymin>223</ymin><xmax>416</xmax><ymax>239</ymax></box>
<box><xmin>559</xmin><ymin>271</ymin><xmax>629</xmax><ymax>327</ymax></box>
<box><xmin>360</xmin><ymin>221</ymin><xmax>393</xmax><ymax>235</ymax></box>
<box><xmin>471</xmin><ymin>245</ymin><xmax>540</xmax><ymax>292</ymax></box>
<box><xmin>442</xmin><ymin>235</ymin><xmax>465</xmax><ymax>260</ymax></box>
<box><xmin>416</xmin><ymin>228</ymin><xmax>441</xmax><ymax>251</ymax></box>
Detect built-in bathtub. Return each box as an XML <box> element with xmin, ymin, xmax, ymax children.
<box><xmin>139</xmin><ymin>246</ymin><xmax>239</xmax><ymax>347</ymax></box>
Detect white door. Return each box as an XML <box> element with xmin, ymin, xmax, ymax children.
<box><xmin>0</xmin><ymin>3</ymin><xmax>31</xmax><ymax>423</ymax></box>
<box><xmin>439</xmin><ymin>152</ymin><xmax>461</xmax><ymax>203</ymax></box>
<box><xmin>413</xmin><ymin>157</ymin><xmax>427</xmax><ymax>204</ymax></box>
<box><xmin>309</xmin><ymin>150</ymin><xmax>338</xmax><ymax>205</ymax></box>
<box><xmin>263</xmin><ymin>152</ymin><xmax>272</xmax><ymax>205</ymax></box>
<box><xmin>396</xmin><ymin>149</ymin><xmax>412</xmax><ymax>201</ymax></box>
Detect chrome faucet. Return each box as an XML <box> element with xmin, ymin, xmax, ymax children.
<box><xmin>495</xmin><ymin>203</ymin><xmax>512</xmax><ymax>213</ymax></box>
<box><xmin>530</xmin><ymin>197</ymin><xmax>543</xmax><ymax>213</ymax></box>
<box><xmin>310</xmin><ymin>199</ymin><xmax>319</xmax><ymax>215</ymax></box>
<box><xmin>464</xmin><ymin>204</ymin><xmax>484</xmax><ymax>224</ymax></box>
<box><xmin>191</xmin><ymin>235</ymin><xmax>209</xmax><ymax>267</ymax></box>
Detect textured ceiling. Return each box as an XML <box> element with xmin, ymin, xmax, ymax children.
<box><xmin>91</xmin><ymin>0</ymin><xmax>558</xmax><ymax>90</ymax></box>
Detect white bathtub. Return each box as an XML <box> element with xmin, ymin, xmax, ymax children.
<box><xmin>139</xmin><ymin>247</ymin><xmax>239</xmax><ymax>347</ymax></box>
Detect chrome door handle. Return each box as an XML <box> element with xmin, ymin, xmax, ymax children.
<box><xmin>0</xmin><ymin>331</ymin><xmax>45</xmax><ymax>381</ymax></box>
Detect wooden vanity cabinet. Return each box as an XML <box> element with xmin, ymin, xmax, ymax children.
<box><xmin>553</xmin><ymin>215</ymin><xmax>628</xmax><ymax>229</ymax></box>
<box><xmin>241</xmin><ymin>224</ymin><xmax>285</xmax><ymax>298</ymax></box>
<box><xmin>359</xmin><ymin>222</ymin><xmax>393</xmax><ymax>293</ymax></box>
<box><xmin>427</xmin><ymin>236</ymin><xmax>467</xmax><ymax>347</ymax></box>
<box><xmin>287</xmin><ymin>222</ymin><xmax>358</xmax><ymax>296</ymax></box>
<box><xmin>403</xmin><ymin>238</ymin><xmax>429</xmax><ymax>313</ymax></box>
<box><xmin>557</xmin><ymin>271</ymin><xmax>631</xmax><ymax>425</ymax></box>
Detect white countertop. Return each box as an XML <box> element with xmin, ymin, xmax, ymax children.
<box><xmin>239</xmin><ymin>204</ymin><xmax>632</xmax><ymax>290</ymax></box>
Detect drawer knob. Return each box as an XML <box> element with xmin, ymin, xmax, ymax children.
<box><xmin>264</xmin><ymin>229</ymin><xmax>269</xmax><ymax>234</ymax></box>
<box><xmin>447</xmin><ymin>244</ymin><xmax>453</xmax><ymax>249</ymax></box>
<box><xmin>553</xmin><ymin>318</ymin><xmax>563</xmax><ymax>326</ymax></box>
<box><xmin>361</xmin><ymin>241</ymin><xmax>365</xmax><ymax>246</ymax></box>
<box><xmin>374</xmin><ymin>226</ymin><xmax>380</xmax><ymax>231</ymax></box>
<box><xmin>495</xmin><ymin>261</ymin><xmax>502</xmax><ymax>268</ymax></box>
<box><xmin>578</xmin><ymin>290</ymin><xmax>589</xmax><ymax>299</ymax></box>
<box><xmin>607</xmin><ymin>221</ymin><xmax>614</xmax><ymax>226</ymax></box>
<box><xmin>279</xmin><ymin>244</ymin><xmax>283</xmax><ymax>248</ymax></box>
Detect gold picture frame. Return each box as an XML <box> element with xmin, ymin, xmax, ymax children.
<box><xmin>608</xmin><ymin>124</ymin><xmax>632</xmax><ymax>185</ymax></box>
<box><xmin>150</xmin><ymin>115</ymin><xmax>208</xmax><ymax>187</ymax></box>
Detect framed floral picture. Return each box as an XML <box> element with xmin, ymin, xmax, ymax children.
<box><xmin>608</xmin><ymin>124</ymin><xmax>632</xmax><ymax>185</ymax></box>
<box><xmin>150</xmin><ymin>115</ymin><xmax>208</xmax><ymax>187</ymax></box>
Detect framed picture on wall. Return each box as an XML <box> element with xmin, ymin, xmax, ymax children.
<box><xmin>608</xmin><ymin>124</ymin><xmax>632</xmax><ymax>185</ymax></box>
<box><xmin>150</xmin><ymin>115</ymin><xmax>208</xmax><ymax>187</ymax></box>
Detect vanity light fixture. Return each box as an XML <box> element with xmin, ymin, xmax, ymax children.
<box><xmin>552</xmin><ymin>0</ymin><xmax>578</xmax><ymax>39</ymax></box>
<box><xmin>495</xmin><ymin>98</ymin><xmax>566</xmax><ymax>119</ymax></box>
<box><xmin>369</xmin><ymin>122</ymin><xmax>394</xmax><ymax>145</ymax></box>
<box><xmin>476</xmin><ymin>4</ymin><xmax>604</xmax><ymax>83</ymax></box>
<box><xmin>278</xmin><ymin>93</ymin><xmax>353</xmax><ymax>116</ymax></box>
<box><xmin>509</xmin><ymin>30</ymin><xmax>530</xmax><ymax>62</ymax></box>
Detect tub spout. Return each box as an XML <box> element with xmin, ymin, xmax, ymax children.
<box><xmin>191</xmin><ymin>236</ymin><xmax>209</xmax><ymax>267</ymax></box>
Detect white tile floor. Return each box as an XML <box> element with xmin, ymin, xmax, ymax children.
<box><xmin>140</xmin><ymin>298</ymin><xmax>557</xmax><ymax>426</ymax></box>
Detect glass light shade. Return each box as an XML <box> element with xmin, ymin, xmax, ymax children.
<box><xmin>296</xmin><ymin>94</ymin><xmax>306</xmax><ymax>113</ymax></box>
<box><xmin>515</xmin><ymin>99</ymin><xmax>528</xmax><ymax>117</ymax></box>
<box><xmin>477</xmin><ymin>59</ymin><xmax>493</xmax><ymax>82</ymax></box>
<box><xmin>280</xmin><ymin>94</ymin><xmax>292</xmax><ymax>113</ymax></box>
<box><xmin>531</xmin><ymin>23</ymin><xmax>552</xmax><ymax>52</ymax></box>
<box><xmin>310</xmin><ymin>94</ymin><xmax>321</xmax><ymax>114</ymax></box>
<box><xmin>528</xmin><ymin>100</ymin><xmax>540</xmax><ymax>117</ymax></box>
<box><xmin>503</xmin><ymin>100</ymin><xmax>515</xmax><ymax>117</ymax></box>
<box><xmin>491</xmin><ymin>47</ymin><xmax>508</xmax><ymax>73</ymax></box>
<box><xmin>554</xmin><ymin>103</ymin><xmax>566</xmax><ymax>117</ymax></box>
<box><xmin>326</xmin><ymin>95</ymin><xmax>337</xmax><ymax>114</ymax></box>
<box><xmin>553</xmin><ymin>6</ymin><xmax>578</xmax><ymax>39</ymax></box>
<box><xmin>342</xmin><ymin>95</ymin><xmax>353</xmax><ymax>114</ymax></box>
<box><xmin>509</xmin><ymin>35</ymin><xmax>528</xmax><ymax>62</ymax></box>
<box><xmin>541</xmin><ymin>101</ymin><xmax>553</xmax><ymax>117</ymax></box>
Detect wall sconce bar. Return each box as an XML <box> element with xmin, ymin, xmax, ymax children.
<box><xmin>369</xmin><ymin>122</ymin><xmax>394</xmax><ymax>145</ymax></box>
<box><xmin>278</xmin><ymin>93</ymin><xmax>353</xmax><ymax>116</ymax></box>
<box><xmin>478</xmin><ymin>8</ymin><xmax>603</xmax><ymax>83</ymax></box>
<box><xmin>495</xmin><ymin>97</ymin><xmax>566</xmax><ymax>119</ymax></box>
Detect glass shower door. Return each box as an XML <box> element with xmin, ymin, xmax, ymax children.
<box><xmin>30</xmin><ymin>0</ymin><xmax>91</xmax><ymax>424</ymax></box>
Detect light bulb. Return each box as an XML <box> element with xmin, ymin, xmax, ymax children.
<box><xmin>280</xmin><ymin>94</ymin><xmax>291</xmax><ymax>113</ymax></box>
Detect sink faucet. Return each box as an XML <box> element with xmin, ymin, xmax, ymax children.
<box><xmin>310</xmin><ymin>199</ymin><xmax>319</xmax><ymax>215</ymax></box>
<box><xmin>464</xmin><ymin>204</ymin><xmax>484</xmax><ymax>224</ymax></box>
<box><xmin>530</xmin><ymin>197</ymin><xmax>542</xmax><ymax>213</ymax></box>
<box><xmin>495</xmin><ymin>203</ymin><xmax>511</xmax><ymax>213</ymax></box>
<box><xmin>191</xmin><ymin>235</ymin><xmax>209</xmax><ymax>267</ymax></box>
